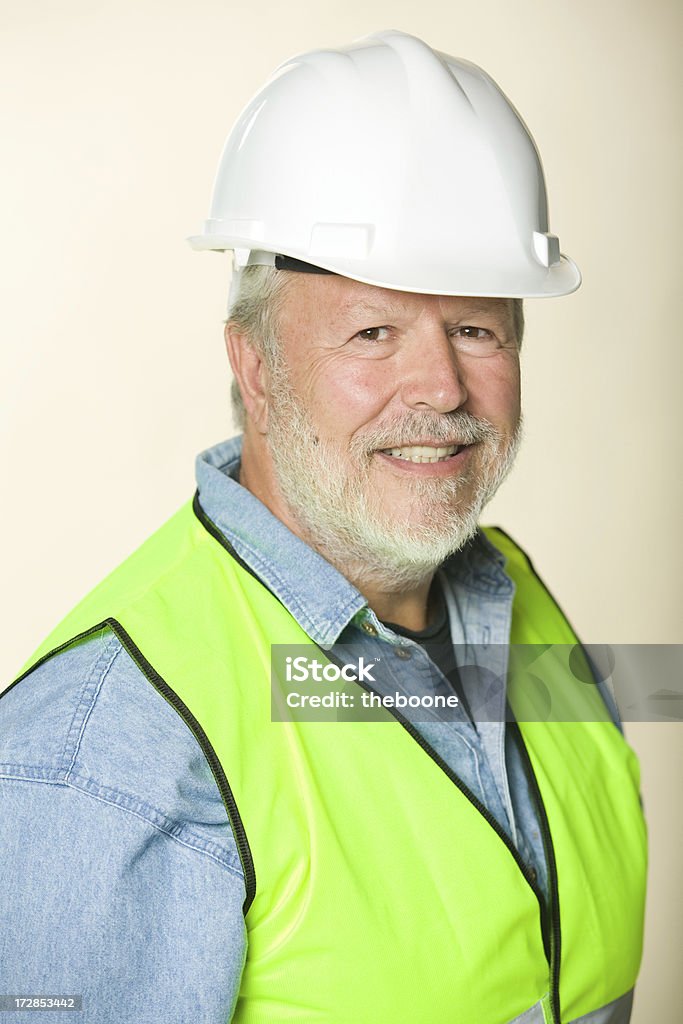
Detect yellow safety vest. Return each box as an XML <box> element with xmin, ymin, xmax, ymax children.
<box><xmin>16</xmin><ymin>497</ymin><xmax>647</xmax><ymax>1023</ymax></box>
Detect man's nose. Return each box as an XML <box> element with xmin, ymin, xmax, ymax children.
<box><xmin>399</xmin><ymin>327</ymin><xmax>468</xmax><ymax>413</ymax></box>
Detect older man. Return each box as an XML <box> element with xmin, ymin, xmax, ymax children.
<box><xmin>0</xmin><ymin>30</ymin><xmax>645</xmax><ymax>1024</ymax></box>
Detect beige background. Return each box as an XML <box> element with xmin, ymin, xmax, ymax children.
<box><xmin>1</xmin><ymin>0</ymin><xmax>681</xmax><ymax>1018</ymax></box>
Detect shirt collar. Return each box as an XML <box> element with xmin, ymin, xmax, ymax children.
<box><xmin>195</xmin><ymin>436</ymin><xmax>366</xmax><ymax>648</ymax></box>
<box><xmin>195</xmin><ymin>436</ymin><xmax>512</xmax><ymax>647</ymax></box>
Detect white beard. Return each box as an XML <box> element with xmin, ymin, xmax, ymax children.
<box><xmin>266</xmin><ymin>366</ymin><xmax>523</xmax><ymax>591</ymax></box>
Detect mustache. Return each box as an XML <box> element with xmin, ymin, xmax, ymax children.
<box><xmin>350</xmin><ymin>410</ymin><xmax>505</xmax><ymax>455</ymax></box>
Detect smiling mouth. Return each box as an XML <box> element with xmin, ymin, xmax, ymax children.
<box><xmin>379</xmin><ymin>444</ymin><xmax>466</xmax><ymax>464</ymax></box>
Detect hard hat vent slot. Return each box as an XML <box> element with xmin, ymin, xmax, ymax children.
<box><xmin>309</xmin><ymin>223</ymin><xmax>374</xmax><ymax>260</ymax></box>
<box><xmin>533</xmin><ymin>232</ymin><xmax>561</xmax><ymax>267</ymax></box>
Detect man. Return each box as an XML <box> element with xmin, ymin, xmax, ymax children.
<box><xmin>0</xmin><ymin>30</ymin><xmax>646</xmax><ymax>1024</ymax></box>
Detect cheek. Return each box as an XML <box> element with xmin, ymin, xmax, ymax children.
<box><xmin>305</xmin><ymin>360</ymin><xmax>395</xmax><ymax>436</ymax></box>
<box><xmin>464</xmin><ymin>359</ymin><xmax>521</xmax><ymax>424</ymax></box>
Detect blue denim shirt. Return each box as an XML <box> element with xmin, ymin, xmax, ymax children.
<box><xmin>0</xmin><ymin>436</ymin><xmax>619</xmax><ymax>1023</ymax></box>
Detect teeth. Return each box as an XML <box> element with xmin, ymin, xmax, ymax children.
<box><xmin>382</xmin><ymin>444</ymin><xmax>461</xmax><ymax>464</ymax></box>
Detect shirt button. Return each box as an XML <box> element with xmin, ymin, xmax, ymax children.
<box><xmin>395</xmin><ymin>646</ymin><xmax>412</xmax><ymax>660</ymax></box>
<box><xmin>360</xmin><ymin>620</ymin><xmax>378</xmax><ymax>637</ymax></box>
<box><xmin>528</xmin><ymin>866</ymin><xmax>538</xmax><ymax>884</ymax></box>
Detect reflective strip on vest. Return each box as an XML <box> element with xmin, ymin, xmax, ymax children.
<box><xmin>15</xmin><ymin>499</ymin><xmax>647</xmax><ymax>1023</ymax></box>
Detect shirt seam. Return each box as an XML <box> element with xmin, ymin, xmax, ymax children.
<box><xmin>26</xmin><ymin>628</ymin><xmax>243</xmax><ymax>878</ymax></box>
<box><xmin>0</xmin><ymin>770</ymin><xmax>244</xmax><ymax>879</ymax></box>
<box><xmin>60</xmin><ymin>631</ymin><xmax>122</xmax><ymax>779</ymax></box>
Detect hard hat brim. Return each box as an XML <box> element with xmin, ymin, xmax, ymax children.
<box><xmin>187</xmin><ymin>235</ymin><xmax>581</xmax><ymax>299</ymax></box>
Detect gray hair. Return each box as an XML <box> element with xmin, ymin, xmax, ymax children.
<box><xmin>226</xmin><ymin>265</ymin><xmax>524</xmax><ymax>430</ymax></box>
<box><xmin>226</xmin><ymin>266</ymin><xmax>293</xmax><ymax>430</ymax></box>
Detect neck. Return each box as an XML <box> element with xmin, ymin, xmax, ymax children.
<box><xmin>355</xmin><ymin>575</ymin><xmax>438</xmax><ymax>632</ymax></box>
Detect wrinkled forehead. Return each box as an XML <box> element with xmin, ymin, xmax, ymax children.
<box><xmin>279</xmin><ymin>272</ymin><xmax>514</xmax><ymax>331</ymax></box>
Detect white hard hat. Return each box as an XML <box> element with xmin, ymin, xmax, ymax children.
<box><xmin>189</xmin><ymin>29</ymin><xmax>580</xmax><ymax>298</ymax></box>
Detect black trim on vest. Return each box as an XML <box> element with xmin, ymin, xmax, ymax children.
<box><xmin>509</xmin><ymin>721</ymin><xmax>562</xmax><ymax>1024</ymax></box>
<box><xmin>325</xmin><ymin>649</ymin><xmax>554</xmax><ymax>954</ymax></box>
<box><xmin>192</xmin><ymin>491</ymin><xmax>268</xmax><ymax>589</ymax></box>
<box><xmin>191</xmin><ymin>495</ymin><xmax>556</xmax><ymax>976</ymax></box>
<box><xmin>5</xmin><ymin>617</ymin><xmax>257</xmax><ymax>917</ymax></box>
<box><xmin>106</xmin><ymin>618</ymin><xmax>257</xmax><ymax>917</ymax></box>
<box><xmin>4</xmin><ymin>623</ymin><xmax>116</xmax><ymax>700</ymax></box>
<box><xmin>488</xmin><ymin>525</ymin><xmax>577</xmax><ymax>1023</ymax></box>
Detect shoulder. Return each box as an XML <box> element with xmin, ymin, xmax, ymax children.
<box><xmin>0</xmin><ymin>628</ymin><xmax>242</xmax><ymax>877</ymax></box>
<box><xmin>1</xmin><ymin>628</ymin><xmax>121</xmax><ymax>768</ymax></box>
<box><xmin>479</xmin><ymin>526</ymin><xmax>624</xmax><ymax>730</ymax></box>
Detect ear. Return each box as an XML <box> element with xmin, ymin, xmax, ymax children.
<box><xmin>224</xmin><ymin>323</ymin><xmax>270</xmax><ymax>433</ymax></box>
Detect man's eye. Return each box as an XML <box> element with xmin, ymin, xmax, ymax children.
<box><xmin>355</xmin><ymin>326</ymin><xmax>390</xmax><ymax>343</ymax></box>
<box><xmin>452</xmin><ymin>325</ymin><xmax>503</xmax><ymax>356</ymax></box>
<box><xmin>455</xmin><ymin>326</ymin><xmax>492</xmax><ymax>340</ymax></box>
